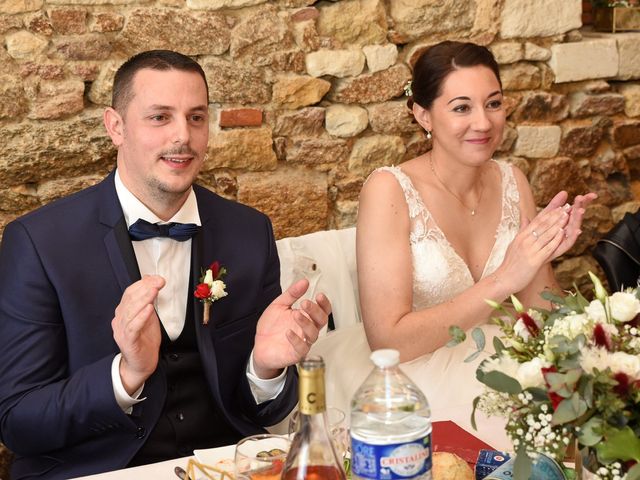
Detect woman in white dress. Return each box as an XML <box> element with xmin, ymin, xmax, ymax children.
<box><xmin>311</xmin><ymin>41</ymin><xmax>596</xmax><ymax>422</ymax></box>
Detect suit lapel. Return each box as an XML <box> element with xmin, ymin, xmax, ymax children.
<box><xmin>191</xmin><ymin>187</ymin><xmax>226</xmax><ymax>406</ymax></box>
<box><xmin>98</xmin><ymin>171</ymin><xmax>141</xmax><ymax>291</ymax></box>
<box><xmin>191</xmin><ymin>225</ymin><xmax>205</xmax><ymax>326</ymax></box>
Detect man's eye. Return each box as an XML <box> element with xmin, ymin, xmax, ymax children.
<box><xmin>150</xmin><ymin>114</ymin><xmax>167</xmax><ymax>121</ymax></box>
<box><xmin>190</xmin><ymin>115</ymin><xmax>205</xmax><ymax>122</ymax></box>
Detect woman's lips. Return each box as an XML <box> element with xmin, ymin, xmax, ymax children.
<box><xmin>466</xmin><ymin>137</ymin><xmax>491</xmax><ymax>144</ymax></box>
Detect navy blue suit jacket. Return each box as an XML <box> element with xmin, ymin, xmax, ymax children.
<box><xmin>0</xmin><ymin>172</ymin><xmax>297</xmax><ymax>479</ymax></box>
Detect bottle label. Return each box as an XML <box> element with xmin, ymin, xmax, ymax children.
<box><xmin>351</xmin><ymin>434</ymin><xmax>432</xmax><ymax>479</ymax></box>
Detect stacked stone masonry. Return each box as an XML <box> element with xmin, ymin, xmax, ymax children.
<box><xmin>1</xmin><ymin>0</ymin><xmax>640</xmax><ymax>291</ymax></box>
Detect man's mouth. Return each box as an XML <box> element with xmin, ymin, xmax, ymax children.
<box><xmin>161</xmin><ymin>155</ymin><xmax>192</xmax><ymax>164</ymax></box>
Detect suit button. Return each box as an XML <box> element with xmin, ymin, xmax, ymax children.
<box><xmin>169</xmin><ymin>353</ymin><xmax>179</xmax><ymax>361</ymax></box>
<box><xmin>136</xmin><ymin>426</ymin><xmax>146</xmax><ymax>439</ymax></box>
<box><xmin>176</xmin><ymin>412</ymin><xmax>185</xmax><ymax>422</ymax></box>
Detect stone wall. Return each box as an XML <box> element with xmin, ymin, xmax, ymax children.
<box><xmin>1</xmin><ymin>0</ymin><xmax>640</xmax><ymax>290</ymax></box>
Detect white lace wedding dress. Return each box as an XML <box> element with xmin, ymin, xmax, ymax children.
<box><xmin>309</xmin><ymin>160</ymin><xmax>520</xmax><ymax>442</ymax></box>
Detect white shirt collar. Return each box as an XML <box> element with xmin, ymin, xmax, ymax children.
<box><xmin>114</xmin><ymin>170</ymin><xmax>201</xmax><ymax>228</ymax></box>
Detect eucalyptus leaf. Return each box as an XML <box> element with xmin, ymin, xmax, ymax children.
<box><xmin>578</xmin><ymin>377</ymin><xmax>594</xmax><ymax>409</ymax></box>
<box><xmin>596</xmin><ymin>426</ymin><xmax>640</xmax><ymax>463</ymax></box>
<box><xmin>527</xmin><ymin>387</ymin><xmax>549</xmax><ymax>402</ymax></box>
<box><xmin>493</xmin><ymin>336</ymin><xmax>505</xmax><ymax>356</ymax></box>
<box><xmin>464</xmin><ymin>350</ymin><xmax>481</xmax><ymax>363</ymax></box>
<box><xmin>574</xmin><ymin>288</ymin><xmax>590</xmax><ymax>309</ymax></box>
<box><xmin>578</xmin><ymin>417</ymin><xmax>603</xmax><ymax>447</ymax></box>
<box><xmin>514</xmin><ymin>450</ymin><xmax>533</xmax><ymax>480</ymax></box>
<box><xmin>551</xmin><ymin>393</ymin><xmax>587</xmax><ymax>425</ymax></box>
<box><xmin>471</xmin><ymin>327</ymin><xmax>485</xmax><ymax>350</ymax></box>
<box><xmin>541</xmin><ymin>290</ymin><xmax>567</xmax><ymax>305</ymax></box>
<box><xmin>481</xmin><ymin>370</ymin><xmax>522</xmax><ymax>394</ymax></box>
<box><xmin>447</xmin><ymin>325</ymin><xmax>466</xmax><ymax>347</ymax></box>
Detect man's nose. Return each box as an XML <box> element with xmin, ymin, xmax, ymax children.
<box><xmin>173</xmin><ymin>118</ymin><xmax>190</xmax><ymax>144</ymax></box>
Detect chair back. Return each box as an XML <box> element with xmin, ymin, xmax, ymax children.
<box><xmin>593</xmin><ymin>210</ymin><xmax>640</xmax><ymax>291</ymax></box>
<box><xmin>276</xmin><ymin>227</ymin><xmax>360</xmax><ymax>334</ymax></box>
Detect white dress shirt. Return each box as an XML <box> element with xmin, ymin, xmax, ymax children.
<box><xmin>110</xmin><ymin>170</ymin><xmax>285</xmax><ymax>413</ymax></box>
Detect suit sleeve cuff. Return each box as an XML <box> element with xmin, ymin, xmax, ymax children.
<box><xmin>111</xmin><ymin>353</ymin><xmax>146</xmax><ymax>414</ymax></box>
<box><xmin>246</xmin><ymin>350</ymin><xmax>286</xmax><ymax>404</ymax></box>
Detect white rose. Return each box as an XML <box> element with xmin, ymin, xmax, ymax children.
<box><xmin>513</xmin><ymin>318</ymin><xmax>531</xmax><ymax>341</ymax></box>
<box><xmin>516</xmin><ymin>357</ymin><xmax>550</xmax><ymax>389</ymax></box>
<box><xmin>481</xmin><ymin>352</ymin><xmax>519</xmax><ymax>380</ymax></box>
<box><xmin>580</xmin><ymin>347</ymin><xmax>608</xmax><ymax>375</ymax></box>
<box><xmin>610</xmin><ymin>351</ymin><xmax>640</xmax><ymax>379</ymax></box>
<box><xmin>584</xmin><ymin>300</ymin><xmax>607</xmax><ymax>323</ymax></box>
<box><xmin>609</xmin><ymin>292</ymin><xmax>640</xmax><ymax>322</ymax></box>
<box><xmin>547</xmin><ymin>313</ymin><xmax>591</xmax><ymax>340</ymax></box>
<box><xmin>210</xmin><ymin>280</ymin><xmax>227</xmax><ymax>300</ymax></box>
<box><xmin>203</xmin><ymin>269</ymin><xmax>214</xmax><ymax>285</ymax></box>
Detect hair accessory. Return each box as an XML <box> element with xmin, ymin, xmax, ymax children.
<box><xmin>403</xmin><ymin>80</ymin><xmax>413</xmax><ymax>97</ymax></box>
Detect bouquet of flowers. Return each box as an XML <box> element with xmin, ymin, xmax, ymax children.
<box><xmin>450</xmin><ymin>273</ymin><xmax>640</xmax><ymax>479</ymax></box>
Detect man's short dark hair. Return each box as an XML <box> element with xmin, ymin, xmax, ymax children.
<box><xmin>112</xmin><ymin>50</ymin><xmax>209</xmax><ymax>113</ymax></box>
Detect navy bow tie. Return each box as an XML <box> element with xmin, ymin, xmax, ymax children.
<box><xmin>128</xmin><ymin>219</ymin><xmax>200</xmax><ymax>242</ymax></box>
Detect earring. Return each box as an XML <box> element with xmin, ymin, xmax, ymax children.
<box><xmin>426</xmin><ymin>130</ymin><xmax>432</xmax><ymax>140</ymax></box>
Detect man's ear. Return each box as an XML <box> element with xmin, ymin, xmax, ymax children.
<box><xmin>103</xmin><ymin>107</ymin><xmax>124</xmax><ymax>147</ymax></box>
<box><xmin>412</xmin><ymin>103</ymin><xmax>431</xmax><ymax>133</ymax></box>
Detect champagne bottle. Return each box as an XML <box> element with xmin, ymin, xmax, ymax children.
<box><xmin>282</xmin><ymin>356</ymin><xmax>347</xmax><ymax>480</ymax></box>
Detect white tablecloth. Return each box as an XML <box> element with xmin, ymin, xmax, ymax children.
<box><xmin>70</xmin><ymin>405</ymin><xmax>511</xmax><ymax>480</ymax></box>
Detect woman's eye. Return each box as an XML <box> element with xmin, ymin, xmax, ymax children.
<box><xmin>487</xmin><ymin>100</ymin><xmax>503</xmax><ymax>110</ymax></box>
<box><xmin>452</xmin><ymin>104</ymin><xmax>470</xmax><ymax>113</ymax></box>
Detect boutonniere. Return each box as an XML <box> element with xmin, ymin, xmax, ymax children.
<box><xmin>193</xmin><ymin>261</ymin><xmax>228</xmax><ymax>325</ymax></box>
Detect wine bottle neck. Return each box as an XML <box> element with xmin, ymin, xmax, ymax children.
<box><xmin>298</xmin><ymin>364</ymin><xmax>326</xmax><ymax>415</ymax></box>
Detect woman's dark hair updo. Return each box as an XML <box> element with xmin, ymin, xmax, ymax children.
<box><xmin>407</xmin><ymin>41</ymin><xmax>502</xmax><ymax>111</ymax></box>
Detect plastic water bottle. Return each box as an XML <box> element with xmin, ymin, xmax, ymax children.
<box><xmin>350</xmin><ymin>349</ymin><xmax>432</xmax><ymax>480</ymax></box>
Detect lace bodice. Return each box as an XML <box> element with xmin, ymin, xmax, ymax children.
<box><xmin>376</xmin><ymin>160</ymin><xmax>520</xmax><ymax>310</ymax></box>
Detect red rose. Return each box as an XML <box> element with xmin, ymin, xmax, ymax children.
<box><xmin>194</xmin><ymin>283</ymin><xmax>211</xmax><ymax>299</ymax></box>
<box><xmin>593</xmin><ymin>323</ymin><xmax>612</xmax><ymax>351</ymax></box>
<box><xmin>614</xmin><ymin>372</ymin><xmax>631</xmax><ymax>396</ymax></box>
<box><xmin>541</xmin><ymin>366</ymin><xmax>564</xmax><ymax>410</ymax></box>
<box><xmin>519</xmin><ymin>312</ymin><xmax>540</xmax><ymax>338</ymax></box>
<box><xmin>209</xmin><ymin>261</ymin><xmax>220</xmax><ymax>279</ymax></box>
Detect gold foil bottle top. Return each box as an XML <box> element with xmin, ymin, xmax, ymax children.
<box><xmin>298</xmin><ymin>356</ymin><xmax>326</xmax><ymax>416</ymax></box>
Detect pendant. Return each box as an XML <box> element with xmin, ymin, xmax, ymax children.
<box><xmin>471</xmin><ymin>210</ymin><xmax>476</xmax><ymax>216</ymax></box>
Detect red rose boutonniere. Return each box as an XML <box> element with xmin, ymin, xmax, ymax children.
<box><xmin>193</xmin><ymin>261</ymin><xmax>228</xmax><ymax>325</ymax></box>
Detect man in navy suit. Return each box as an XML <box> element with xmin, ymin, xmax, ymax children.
<box><xmin>0</xmin><ymin>50</ymin><xmax>330</xmax><ymax>479</ymax></box>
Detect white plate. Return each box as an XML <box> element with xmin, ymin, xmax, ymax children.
<box><xmin>193</xmin><ymin>445</ymin><xmax>236</xmax><ymax>470</ymax></box>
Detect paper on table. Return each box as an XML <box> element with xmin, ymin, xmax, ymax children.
<box><xmin>432</xmin><ymin>420</ymin><xmax>495</xmax><ymax>466</ymax></box>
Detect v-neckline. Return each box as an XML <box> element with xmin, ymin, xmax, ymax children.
<box><xmin>397</xmin><ymin>161</ymin><xmax>505</xmax><ymax>284</ymax></box>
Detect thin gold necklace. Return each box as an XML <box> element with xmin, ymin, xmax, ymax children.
<box><xmin>429</xmin><ymin>155</ymin><xmax>484</xmax><ymax>216</ymax></box>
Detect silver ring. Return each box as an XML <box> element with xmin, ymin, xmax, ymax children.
<box><xmin>532</xmin><ymin>230</ymin><xmax>539</xmax><ymax>239</ymax></box>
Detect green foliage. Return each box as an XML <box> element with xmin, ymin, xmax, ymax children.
<box><xmin>552</xmin><ymin>392</ymin><xmax>588</xmax><ymax>425</ymax></box>
<box><xmin>514</xmin><ymin>448</ymin><xmax>533</xmax><ymax>480</ymax></box>
<box><xmin>446</xmin><ymin>325</ymin><xmax>466</xmax><ymax>347</ymax></box>
<box><xmin>578</xmin><ymin>417</ymin><xmax>603</xmax><ymax>447</ymax></box>
<box><xmin>480</xmin><ymin>371</ymin><xmax>522</xmax><ymax>394</ymax></box>
<box><xmin>596</xmin><ymin>426</ymin><xmax>640</xmax><ymax>463</ymax></box>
